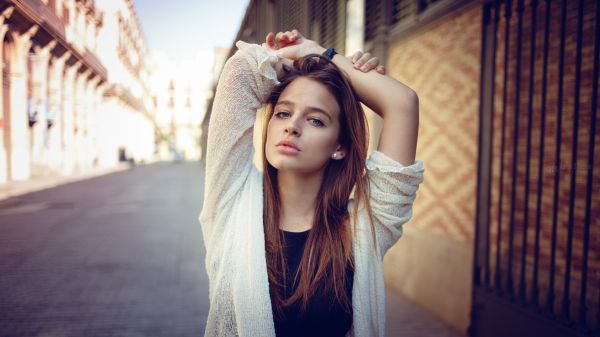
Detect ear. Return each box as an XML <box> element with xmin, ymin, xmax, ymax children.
<box><xmin>331</xmin><ymin>146</ymin><xmax>346</xmax><ymax>160</ymax></box>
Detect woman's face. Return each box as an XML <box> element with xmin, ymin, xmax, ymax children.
<box><xmin>266</xmin><ymin>77</ymin><xmax>345</xmax><ymax>174</ymax></box>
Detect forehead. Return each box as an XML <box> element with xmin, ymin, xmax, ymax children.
<box><xmin>277</xmin><ymin>77</ymin><xmax>340</xmax><ymax>118</ymax></box>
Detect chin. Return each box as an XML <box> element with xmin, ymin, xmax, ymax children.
<box><xmin>266</xmin><ymin>157</ymin><xmax>296</xmax><ymax>171</ymax></box>
<box><xmin>268</xmin><ymin>156</ymin><xmax>328</xmax><ymax>175</ymax></box>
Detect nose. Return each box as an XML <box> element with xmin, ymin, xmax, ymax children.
<box><xmin>284</xmin><ymin>119</ymin><xmax>301</xmax><ymax>136</ymax></box>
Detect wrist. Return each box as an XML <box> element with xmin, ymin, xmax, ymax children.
<box><xmin>321</xmin><ymin>47</ymin><xmax>337</xmax><ymax>60</ymax></box>
<box><xmin>314</xmin><ymin>46</ymin><xmax>326</xmax><ymax>55</ymax></box>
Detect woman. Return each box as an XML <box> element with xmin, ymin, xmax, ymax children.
<box><xmin>199</xmin><ymin>30</ymin><xmax>425</xmax><ymax>337</ymax></box>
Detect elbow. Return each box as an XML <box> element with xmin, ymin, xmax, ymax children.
<box><xmin>389</xmin><ymin>88</ymin><xmax>418</xmax><ymax>115</ymax></box>
<box><xmin>402</xmin><ymin>88</ymin><xmax>419</xmax><ymax>111</ymax></box>
<box><xmin>374</xmin><ymin>86</ymin><xmax>419</xmax><ymax>119</ymax></box>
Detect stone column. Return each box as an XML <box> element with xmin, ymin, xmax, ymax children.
<box><xmin>0</xmin><ymin>6</ymin><xmax>14</xmax><ymax>183</ymax></box>
<box><xmin>6</xmin><ymin>25</ymin><xmax>38</xmax><ymax>181</ymax></box>
<box><xmin>95</xmin><ymin>82</ymin><xmax>106</xmax><ymax>165</ymax></box>
<box><xmin>73</xmin><ymin>67</ymin><xmax>91</xmax><ymax>171</ymax></box>
<box><xmin>96</xmin><ymin>83</ymin><xmax>115</xmax><ymax>167</ymax></box>
<box><xmin>61</xmin><ymin>59</ymin><xmax>81</xmax><ymax>175</ymax></box>
<box><xmin>30</xmin><ymin>40</ymin><xmax>57</xmax><ymax>176</ymax></box>
<box><xmin>82</xmin><ymin>73</ymin><xmax>93</xmax><ymax>169</ymax></box>
<box><xmin>47</xmin><ymin>51</ymin><xmax>70</xmax><ymax>171</ymax></box>
<box><xmin>86</xmin><ymin>76</ymin><xmax>100</xmax><ymax>168</ymax></box>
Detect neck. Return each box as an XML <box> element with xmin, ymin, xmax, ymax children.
<box><xmin>277</xmin><ymin>170</ymin><xmax>324</xmax><ymax>232</ymax></box>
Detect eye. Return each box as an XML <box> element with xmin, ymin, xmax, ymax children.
<box><xmin>308</xmin><ymin>118</ymin><xmax>325</xmax><ymax>127</ymax></box>
<box><xmin>274</xmin><ymin>111</ymin><xmax>290</xmax><ymax>119</ymax></box>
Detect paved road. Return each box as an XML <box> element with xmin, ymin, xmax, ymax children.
<box><xmin>386</xmin><ymin>290</ymin><xmax>463</xmax><ymax>337</ymax></box>
<box><xmin>0</xmin><ymin>161</ymin><xmax>462</xmax><ymax>337</ymax></box>
<box><xmin>0</xmin><ymin>162</ymin><xmax>207</xmax><ymax>337</ymax></box>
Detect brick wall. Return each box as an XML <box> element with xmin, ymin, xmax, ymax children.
<box><xmin>383</xmin><ymin>3</ymin><xmax>482</xmax><ymax>332</ymax></box>
<box><xmin>382</xmin><ymin>0</ymin><xmax>599</xmax><ymax>331</ymax></box>
<box><xmin>487</xmin><ymin>0</ymin><xmax>599</xmax><ymax>325</ymax></box>
<box><xmin>387</xmin><ymin>4</ymin><xmax>482</xmax><ymax>245</ymax></box>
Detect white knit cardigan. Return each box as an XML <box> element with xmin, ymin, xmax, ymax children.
<box><xmin>199</xmin><ymin>42</ymin><xmax>425</xmax><ymax>337</ymax></box>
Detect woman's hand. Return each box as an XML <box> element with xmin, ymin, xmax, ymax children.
<box><xmin>264</xmin><ymin>30</ymin><xmax>325</xmax><ymax>60</ymax></box>
<box><xmin>263</xmin><ymin>30</ymin><xmax>385</xmax><ymax>74</ymax></box>
<box><xmin>350</xmin><ymin>51</ymin><xmax>385</xmax><ymax>74</ymax></box>
<box><xmin>262</xmin><ymin>32</ymin><xmax>294</xmax><ymax>79</ymax></box>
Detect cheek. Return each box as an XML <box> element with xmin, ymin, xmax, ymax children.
<box><xmin>264</xmin><ymin>120</ymin><xmax>277</xmax><ymax>163</ymax></box>
<box><xmin>265</xmin><ymin>119</ymin><xmax>279</xmax><ymax>146</ymax></box>
<box><xmin>313</xmin><ymin>128</ymin><xmax>340</xmax><ymax>151</ymax></box>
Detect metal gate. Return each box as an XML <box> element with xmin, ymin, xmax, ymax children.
<box><xmin>472</xmin><ymin>0</ymin><xmax>599</xmax><ymax>336</ymax></box>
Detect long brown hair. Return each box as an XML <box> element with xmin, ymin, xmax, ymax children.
<box><xmin>262</xmin><ymin>55</ymin><xmax>374</xmax><ymax>319</ymax></box>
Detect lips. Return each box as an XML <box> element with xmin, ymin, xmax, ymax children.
<box><xmin>275</xmin><ymin>140</ymin><xmax>301</xmax><ymax>154</ymax></box>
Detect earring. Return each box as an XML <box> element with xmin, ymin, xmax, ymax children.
<box><xmin>332</xmin><ymin>153</ymin><xmax>338</xmax><ymax>159</ymax></box>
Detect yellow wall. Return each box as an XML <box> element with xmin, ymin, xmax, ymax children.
<box><xmin>383</xmin><ymin>3</ymin><xmax>482</xmax><ymax>333</ymax></box>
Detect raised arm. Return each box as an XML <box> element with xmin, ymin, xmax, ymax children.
<box><xmin>270</xmin><ymin>30</ymin><xmax>419</xmax><ymax>166</ymax></box>
<box><xmin>200</xmin><ymin>42</ymin><xmax>280</xmax><ymax>242</ymax></box>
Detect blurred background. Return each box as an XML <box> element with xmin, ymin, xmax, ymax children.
<box><xmin>0</xmin><ymin>0</ymin><xmax>598</xmax><ymax>337</ymax></box>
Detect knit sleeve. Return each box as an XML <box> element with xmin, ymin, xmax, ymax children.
<box><xmin>365</xmin><ymin>150</ymin><xmax>425</xmax><ymax>256</ymax></box>
<box><xmin>199</xmin><ymin>42</ymin><xmax>280</xmax><ymax>245</ymax></box>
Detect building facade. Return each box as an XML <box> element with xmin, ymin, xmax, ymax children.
<box><xmin>151</xmin><ymin>52</ymin><xmax>211</xmax><ymax>162</ymax></box>
<box><xmin>95</xmin><ymin>0</ymin><xmax>156</xmax><ymax>166</ymax></box>
<box><xmin>205</xmin><ymin>1</ymin><xmax>600</xmax><ymax>336</ymax></box>
<box><xmin>0</xmin><ymin>0</ymin><xmax>156</xmax><ymax>184</ymax></box>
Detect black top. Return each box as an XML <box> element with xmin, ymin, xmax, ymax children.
<box><xmin>271</xmin><ymin>229</ymin><xmax>353</xmax><ymax>337</ymax></box>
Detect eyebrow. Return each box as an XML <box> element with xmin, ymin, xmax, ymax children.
<box><xmin>275</xmin><ymin>100</ymin><xmax>333</xmax><ymax>122</ymax></box>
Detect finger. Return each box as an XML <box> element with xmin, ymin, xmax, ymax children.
<box><xmin>376</xmin><ymin>65</ymin><xmax>386</xmax><ymax>75</ymax></box>
<box><xmin>283</xmin><ymin>31</ymin><xmax>295</xmax><ymax>44</ymax></box>
<box><xmin>279</xmin><ymin>30</ymin><xmax>301</xmax><ymax>48</ymax></box>
<box><xmin>350</xmin><ymin>51</ymin><xmax>363</xmax><ymax>63</ymax></box>
<box><xmin>266</xmin><ymin>32</ymin><xmax>275</xmax><ymax>48</ymax></box>
<box><xmin>275</xmin><ymin>32</ymin><xmax>284</xmax><ymax>47</ymax></box>
<box><xmin>353</xmin><ymin>52</ymin><xmax>371</xmax><ymax>69</ymax></box>
<box><xmin>279</xmin><ymin>31</ymin><xmax>289</xmax><ymax>43</ymax></box>
<box><xmin>289</xmin><ymin>31</ymin><xmax>298</xmax><ymax>42</ymax></box>
<box><xmin>279</xmin><ymin>39</ymin><xmax>291</xmax><ymax>48</ymax></box>
<box><xmin>360</xmin><ymin>57</ymin><xmax>379</xmax><ymax>72</ymax></box>
<box><xmin>291</xmin><ymin>29</ymin><xmax>299</xmax><ymax>40</ymax></box>
<box><xmin>277</xmin><ymin>32</ymin><xmax>293</xmax><ymax>48</ymax></box>
<box><xmin>291</xmin><ymin>29</ymin><xmax>305</xmax><ymax>43</ymax></box>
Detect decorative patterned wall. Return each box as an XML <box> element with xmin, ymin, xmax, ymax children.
<box><xmin>387</xmin><ymin>4</ymin><xmax>482</xmax><ymax>245</ymax></box>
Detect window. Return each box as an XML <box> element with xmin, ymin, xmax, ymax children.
<box><xmin>391</xmin><ymin>0</ymin><xmax>416</xmax><ymax>25</ymax></box>
<box><xmin>365</xmin><ymin>0</ymin><xmax>447</xmax><ymax>42</ymax></box>
<box><xmin>365</xmin><ymin>0</ymin><xmax>383</xmax><ymax>41</ymax></box>
<box><xmin>309</xmin><ymin>0</ymin><xmax>346</xmax><ymax>55</ymax></box>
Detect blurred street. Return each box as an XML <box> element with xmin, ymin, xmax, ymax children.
<box><xmin>0</xmin><ymin>163</ymin><xmax>208</xmax><ymax>337</ymax></box>
<box><xmin>0</xmin><ymin>162</ymin><xmax>462</xmax><ymax>337</ymax></box>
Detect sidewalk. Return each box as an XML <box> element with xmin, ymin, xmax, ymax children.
<box><xmin>0</xmin><ymin>163</ymin><xmax>131</xmax><ymax>201</ymax></box>
<box><xmin>386</xmin><ymin>287</ymin><xmax>465</xmax><ymax>337</ymax></box>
